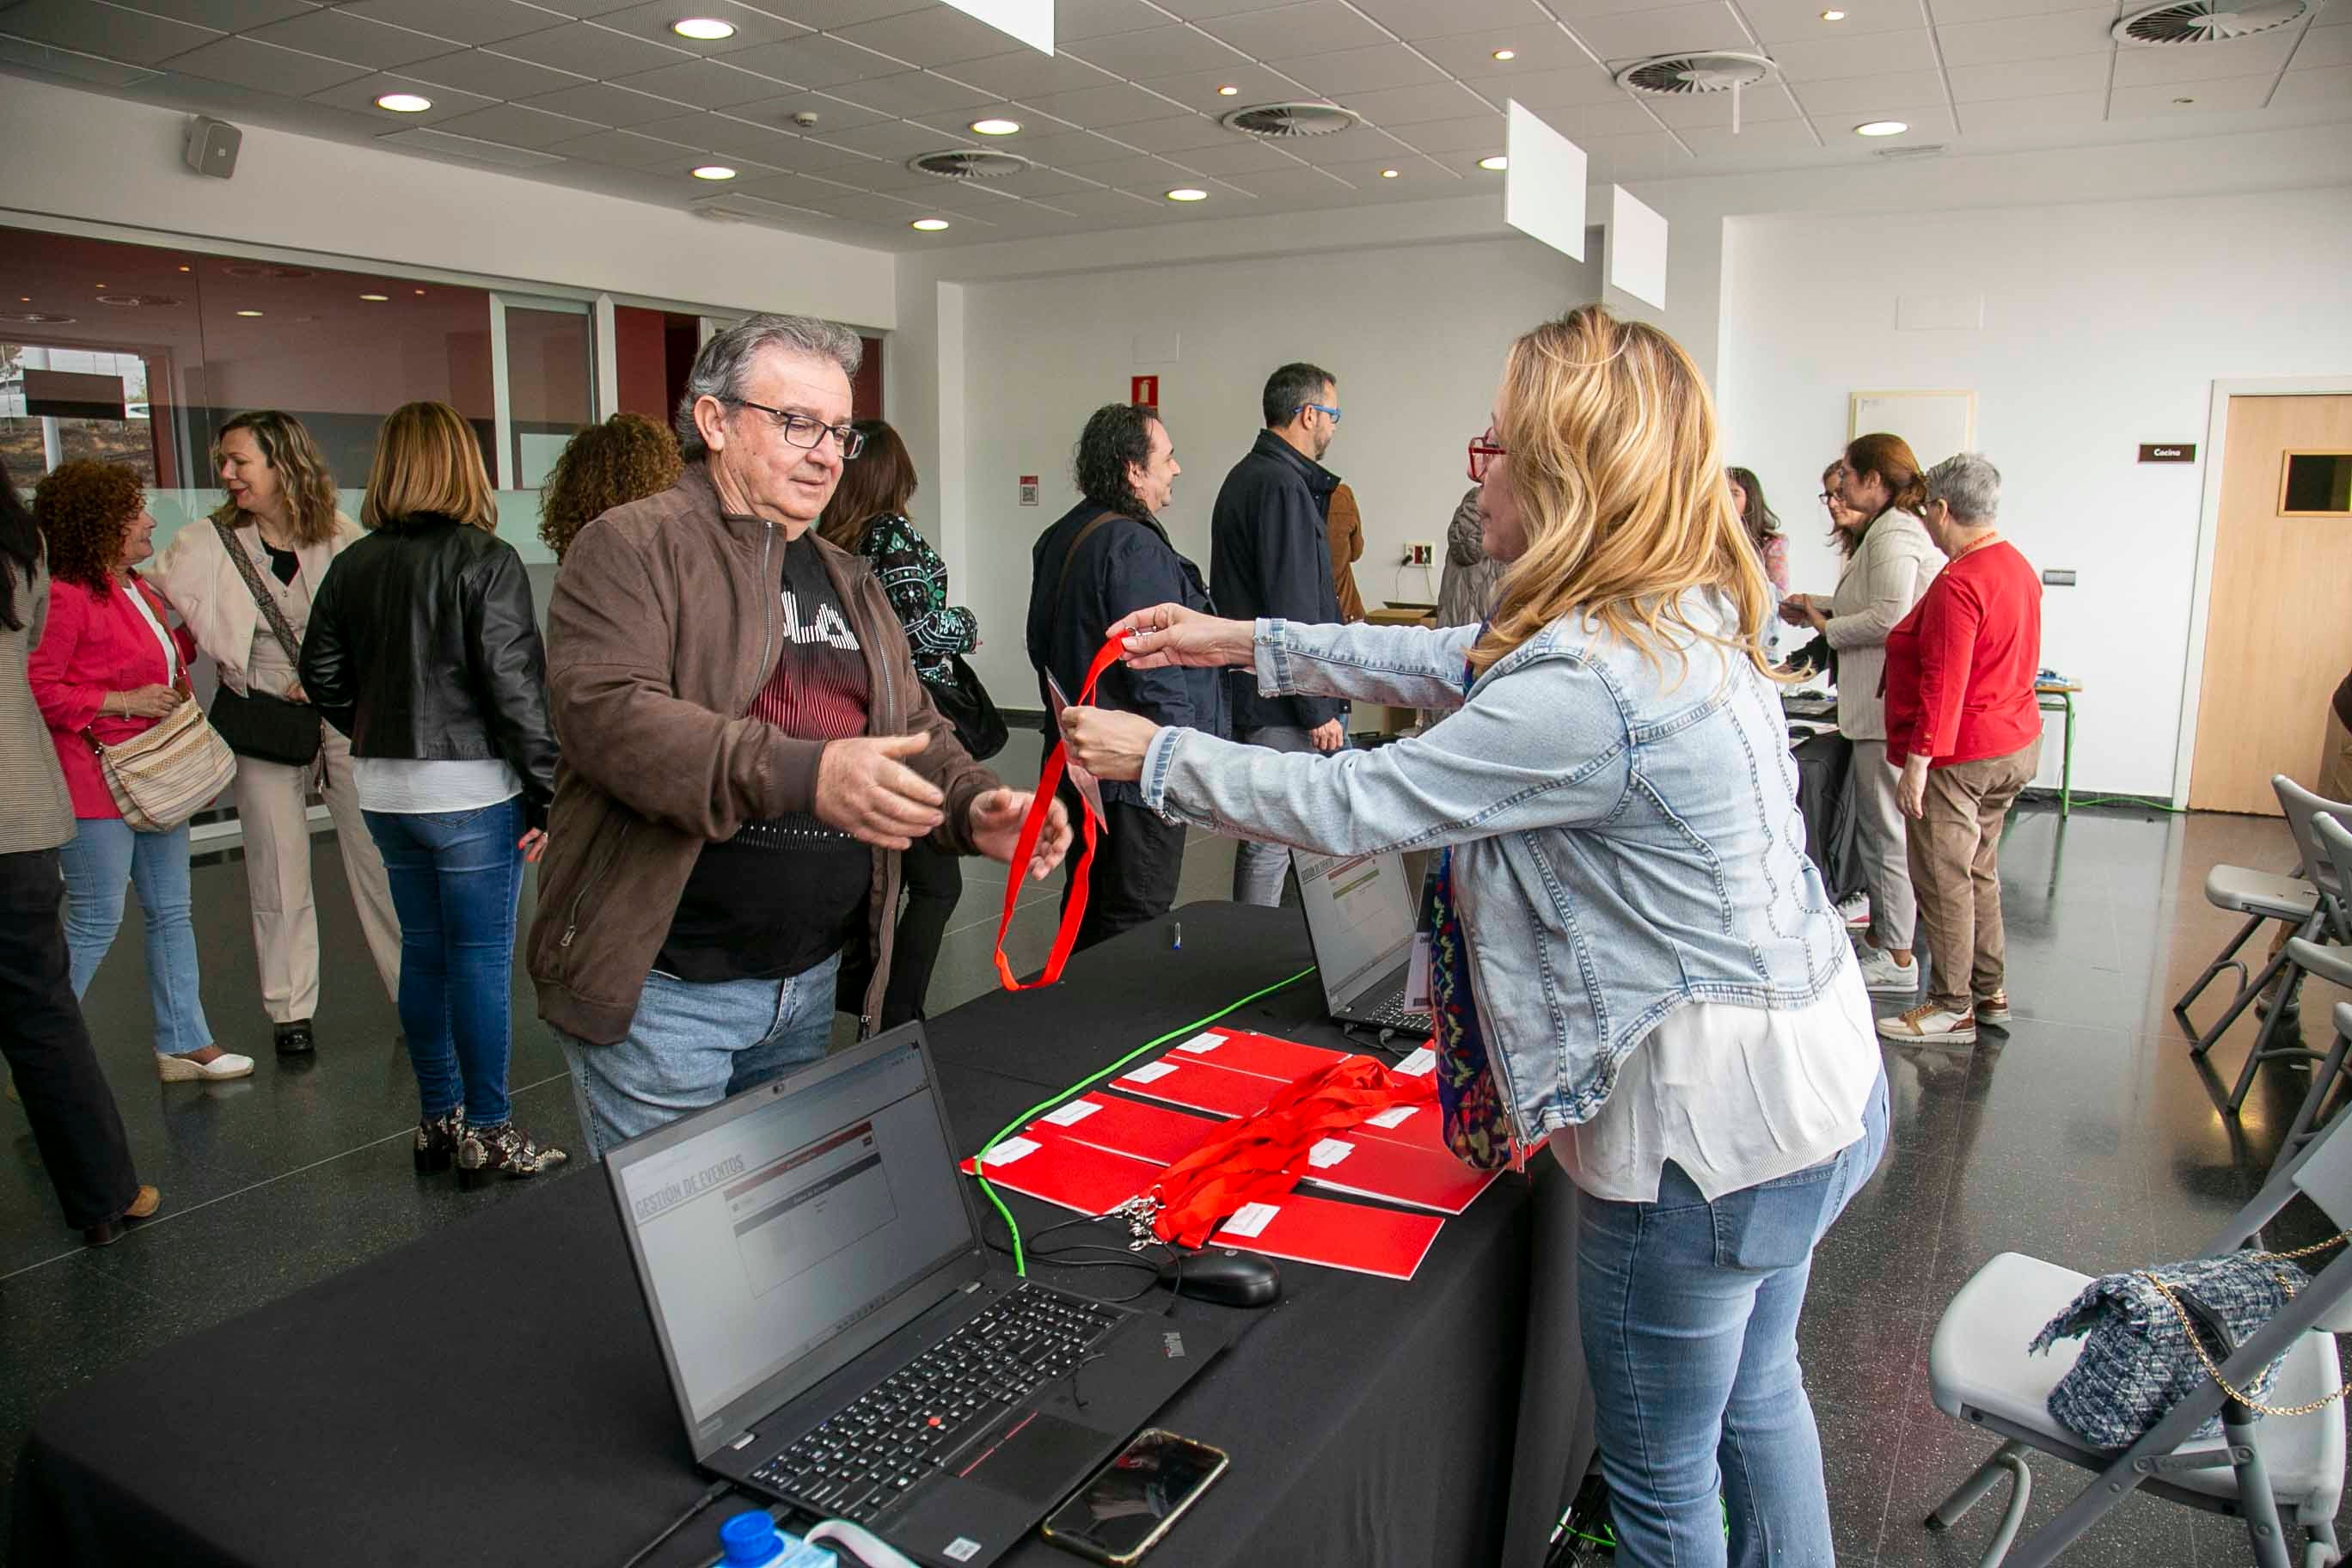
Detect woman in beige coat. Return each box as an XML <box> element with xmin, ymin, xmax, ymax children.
<box><xmin>151</xmin><ymin>410</ymin><xmax>400</xmax><ymax>1057</ymax></box>
<box><xmin>1782</xmin><ymin>432</ymin><xmax>1940</xmax><ymax>997</ymax></box>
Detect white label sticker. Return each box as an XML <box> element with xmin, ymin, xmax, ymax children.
<box><xmin>944</xmin><ymin>1538</ymin><xmax>983</xmax><ymax>1563</ymax></box>
<box><xmin>978</xmin><ymin>1137</ymin><xmax>1038</xmax><ymax>1167</ymax></box>
<box><xmin>1042</xmin><ymin>1099</ymin><xmax>1101</xmax><ymax>1126</ymax></box>
<box><xmin>1308</xmin><ymin>1137</ymin><xmax>1354</xmax><ymax>1169</ymax></box>
<box><xmin>1394</xmin><ymin>1045</ymin><xmax>1437</xmax><ymax>1076</ymax></box>
<box><xmin>1221</xmin><ymin>1201</ymin><xmax>1280</xmax><ymax>1238</ymax></box>
<box><xmin>1367</xmin><ymin>1105</ymin><xmax>1418</xmax><ymax>1130</ymax></box>
<box><xmin>1125</xmin><ymin>1061</ymin><xmax>1179</xmax><ymax>1083</ymax></box>
<box><xmin>1174</xmin><ymin>1032</ymin><xmax>1225</xmax><ymax>1055</ymax></box>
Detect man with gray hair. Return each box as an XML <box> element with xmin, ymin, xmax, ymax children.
<box><xmin>530</xmin><ymin>315</ymin><xmax>1072</xmax><ymax>1155</ymax></box>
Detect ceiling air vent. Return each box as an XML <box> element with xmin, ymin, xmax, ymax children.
<box><xmin>0</xmin><ymin>311</ymin><xmax>78</xmax><ymax>326</ymax></box>
<box><xmin>219</xmin><ymin>263</ymin><xmax>315</xmax><ymax>280</ymax></box>
<box><xmin>907</xmin><ymin>149</ymin><xmax>1033</xmax><ymax>180</ymax></box>
<box><xmin>2114</xmin><ymin>0</ymin><xmax>2313</xmax><ymax>45</ymax></box>
<box><xmin>1218</xmin><ymin>102</ymin><xmax>1362</xmax><ymax>138</ymax></box>
<box><xmin>1874</xmin><ymin>144</ymin><xmax>1949</xmax><ymax>161</ymax></box>
<box><xmin>95</xmin><ymin>294</ymin><xmax>183</xmax><ymax>308</ymax></box>
<box><xmin>1614</xmin><ymin>51</ymin><xmax>1776</xmax><ymax>97</ymax></box>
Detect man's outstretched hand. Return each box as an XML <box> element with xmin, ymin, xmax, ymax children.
<box><xmin>968</xmin><ymin>788</ymin><xmax>1073</xmax><ymax>881</ymax></box>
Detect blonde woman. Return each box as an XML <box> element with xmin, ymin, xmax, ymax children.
<box><xmin>153</xmin><ymin>410</ymin><xmax>401</xmax><ymax>1057</ymax></box>
<box><xmin>301</xmin><ymin>403</ymin><xmax>564</xmax><ymax>1185</ymax></box>
<box><xmin>1063</xmin><ymin>307</ymin><xmax>1884</xmax><ymax>1566</ymax></box>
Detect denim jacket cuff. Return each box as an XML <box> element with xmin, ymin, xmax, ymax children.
<box><xmin>1255</xmin><ymin>618</ymin><xmax>1289</xmax><ymax>697</ymax></box>
<box><xmin>1142</xmin><ymin>725</ymin><xmax>1186</xmax><ymax>818</ymax></box>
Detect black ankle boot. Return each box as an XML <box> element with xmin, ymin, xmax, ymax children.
<box><xmin>455</xmin><ymin>1121</ymin><xmax>567</xmax><ymax>1189</ymax></box>
<box><xmin>274</xmin><ymin>1018</ymin><xmax>315</xmax><ymax>1057</ymax></box>
<box><xmin>414</xmin><ymin>1108</ymin><xmax>465</xmax><ymax>1173</ymax></box>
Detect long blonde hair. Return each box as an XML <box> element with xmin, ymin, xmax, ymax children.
<box><xmin>361</xmin><ymin>401</ymin><xmax>497</xmax><ymax>532</ymax></box>
<box><xmin>1470</xmin><ymin>307</ymin><xmax>1774</xmax><ymax>682</ymax></box>
<box><xmin>209</xmin><ymin>409</ymin><xmax>342</xmax><ymax>546</ymax></box>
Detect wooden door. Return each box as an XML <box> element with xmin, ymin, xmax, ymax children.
<box><xmin>2190</xmin><ymin>394</ymin><xmax>2352</xmax><ymax>815</ymax></box>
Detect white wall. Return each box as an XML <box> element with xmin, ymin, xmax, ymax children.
<box><xmin>1718</xmin><ymin>187</ymin><xmax>2352</xmax><ymax>800</ymax></box>
<box><xmin>0</xmin><ymin>77</ymin><xmax>896</xmax><ymax>329</ymax></box>
<box><xmin>951</xmin><ymin>234</ymin><xmax>1601</xmax><ymax>701</ymax></box>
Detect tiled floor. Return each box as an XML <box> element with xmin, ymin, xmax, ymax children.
<box><xmin>4</xmin><ymin>738</ymin><xmax>2347</xmax><ymax>1565</ymax></box>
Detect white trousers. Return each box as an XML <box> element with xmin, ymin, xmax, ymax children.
<box><xmin>1847</xmin><ymin>738</ymin><xmax>1918</xmax><ymax>953</ymax></box>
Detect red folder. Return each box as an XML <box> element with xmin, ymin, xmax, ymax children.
<box><xmin>1161</xmin><ymin>1027</ymin><xmax>1356</xmax><ymax>1081</ymax></box>
<box><xmin>1295</xmin><ymin>1130</ymin><xmax>1497</xmax><ymax>1216</ymax></box>
<box><xmin>959</xmin><ymin>1129</ymin><xmax>1158</xmax><ymax>1216</ymax></box>
<box><xmin>1206</xmin><ymin>1191</ymin><xmax>1442</xmax><ymax>1282</ymax></box>
<box><xmin>1034</xmin><ymin>1094</ymin><xmax>1224</xmax><ymax>1166</ymax></box>
<box><xmin>1110</xmin><ymin>1057</ymin><xmax>1280</xmax><ymax>1118</ymax></box>
<box><xmin>1342</xmin><ymin>1099</ymin><xmax>1450</xmax><ymax>1155</ymax></box>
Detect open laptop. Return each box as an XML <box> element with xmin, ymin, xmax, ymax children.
<box><xmin>1292</xmin><ymin>848</ymin><xmax>1431</xmax><ymax>1035</ymax></box>
<box><xmin>603</xmin><ymin>1024</ymin><xmax>1228</xmax><ymax>1568</ymax></box>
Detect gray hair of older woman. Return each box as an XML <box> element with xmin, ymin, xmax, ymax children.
<box><xmin>673</xmin><ymin>313</ymin><xmax>864</xmax><ymax>462</ymax></box>
<box><xmin>1923</xmin><ymin>451</ymin><xmax>2001</xmax><ymax>524</ymax></box>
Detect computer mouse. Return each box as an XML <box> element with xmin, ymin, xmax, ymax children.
<box><xmin>1160</xmin><ymin>1246</ymin><xmax>1281</xmax><ymax>1308</ymax></box>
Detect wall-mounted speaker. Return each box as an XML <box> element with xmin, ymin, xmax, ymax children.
<box><xmin>182</xmin><ymin>115</ymin><xmax>240</xmax><ymax>179</ymax></box>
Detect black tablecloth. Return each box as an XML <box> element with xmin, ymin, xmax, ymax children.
<box><xmin>13</xmin><ymin>904</ymin><xmax>1592</xmax><ymax>1568</ymax></box>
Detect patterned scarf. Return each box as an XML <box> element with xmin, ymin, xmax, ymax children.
<box><xmin>1428</xmin><ymin>628</ymin><xmax>1516</xmax><ymax>1171</ymax></box>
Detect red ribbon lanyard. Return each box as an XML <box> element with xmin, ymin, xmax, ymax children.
<box><xmin>993</xmin><ymin>634</ymin><xmax>1128</xmax><ymax>992</ymax></box>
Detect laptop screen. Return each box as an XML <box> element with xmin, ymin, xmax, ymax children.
<box><xmin>609</xmin><ymin>1033</ymin><xmax>976</xmax><ymax>1439</ymax></box>
<box><xmin>1294</xmin><ymin>849</ymin><xmax>1418</xmax><ymax>1008</ymax></box>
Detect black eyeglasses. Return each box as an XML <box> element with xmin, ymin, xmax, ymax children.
<box><xmin>726</xmin><ymin>397</ymin><xmax>864</xmax><ymax>458</ymax></box>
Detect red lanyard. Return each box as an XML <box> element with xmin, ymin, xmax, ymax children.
<box><xmin>1148</xmin><ymin>1058</ymin><xmax>1437</xmax><ymax>1247</ymax></box>
<box><xmin>993</xmin><ymin>634</ymin><xmax>1128</xmax><ymax>992</ymax></box>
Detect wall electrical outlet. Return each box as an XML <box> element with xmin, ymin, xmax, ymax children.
<box><xmin>1403</xmin><ymin>541</ymin><xmax>1435</xmax><ymax>567</ymax></box>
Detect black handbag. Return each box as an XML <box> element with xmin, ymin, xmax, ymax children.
<box><xmin>205</xmin><ymin>519</ymin><xmax>321</xmax><ymax>768</ymax></box>
<box><xmin>928</xmin><ymin>654</ymin><xmax>1008</xmax><ymax>762</ymax></box>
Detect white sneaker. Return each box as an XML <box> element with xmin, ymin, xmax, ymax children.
<box><xmin>1836</xmin><ymin>891</ymin><xmax>1871</xmax><ymax>929</ymax></box>
<box><xmin>156</xmin><ymin>1050</ymin><xmax>255</xmax><ymax>1082</ymax></box>
<box><xmin>1853</xmin><ymin>943</ymin><xmax>1922</xmax><ymax>996</ymax></box>
<box><xmin>1877</xmin><ymin>1001</ymin><xmax>1978</xmax><ymax>1046</ymax></box>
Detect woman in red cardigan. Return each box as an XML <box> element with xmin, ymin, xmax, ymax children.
<box><xmin>29</xmin><ymin>462</ymin><xmax>251</xmax><ymax>1082</ymax></box>
<box><xmin>1876</xmin><ymin>452</ymin><xmax>2043</xmax><ymax>1048</ymax></box>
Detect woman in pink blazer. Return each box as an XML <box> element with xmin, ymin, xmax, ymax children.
<box><xmin>29</xmin><ymin>461</ymin><xmax>251</xmax><ymax>1082</ymax></box>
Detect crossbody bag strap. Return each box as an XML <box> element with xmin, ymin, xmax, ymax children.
<box><xmin>213</xmin><ymin>518</ymin><xmax>305</xmax><ymax>667</ymax></box>
<box><xmin>1053</xmin><ymin>510</ymin><xmax>1120</xmax><ymax>603</ymax></box>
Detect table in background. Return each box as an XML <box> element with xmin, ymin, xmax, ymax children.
<box><xmin>12</xmin><ymin>904</ymin><xmax>1594</xmax><ymax>1568</ymax></box>
<box><xmin>2037</xmin><ymin>680</ymin><xmax>2082</xmax><ymax>817</ymax></box>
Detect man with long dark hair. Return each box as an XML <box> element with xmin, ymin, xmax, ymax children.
<box><xmin>1026</xmin><ymin>404</ymin><xmax>1225</xmax><ymax>948</ymax></box>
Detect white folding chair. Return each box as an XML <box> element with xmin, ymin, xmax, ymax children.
<box><xmin>2221</xmin><ymin>783</ymin><xmax>2352</xmax><ymax>1115</ymax></box>
<box><xmin>1921</xmin><ymin>1103</ymin><xmax>2352</xmax><ymax>1568</ymax></box>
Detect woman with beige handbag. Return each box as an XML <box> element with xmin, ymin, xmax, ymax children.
<box><xmin>28</xmin><ymin>461</ymin><xmax>251</xmax><ymax>1083</ymax></box>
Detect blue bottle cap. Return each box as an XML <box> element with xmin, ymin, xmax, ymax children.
<box><xmin>719</xmin><ymin>1510</ymin><xmax>781</xmax><ymax>1565</ymax></box>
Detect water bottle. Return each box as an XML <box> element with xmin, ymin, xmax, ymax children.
<box><xmin>714</xmin><ymin>1510</ymin><xmax>833</xmax><ymax>1568</ymax></box>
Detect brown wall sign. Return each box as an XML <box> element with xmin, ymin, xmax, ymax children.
<box><xmin>2139</xmin><ymin>443</ymin><xmax>2196</xmax><ymax>462</ymax></box>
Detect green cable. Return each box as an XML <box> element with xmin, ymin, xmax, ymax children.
<box><xmin>974</xmin><ymin>965</ymin><xmax>1320</xmax><ymax>1276</ymax></box>
<box><xmin>2063</xmin><ymin>794</ymin><xmax>2190</xmax><ymax>814</ymax></box>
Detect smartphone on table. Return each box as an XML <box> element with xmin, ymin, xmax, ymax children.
<box><xmin>1038</xmin><ymin>1430</ymin><xmax>1228</xmax><ymax>1565</ymax></box>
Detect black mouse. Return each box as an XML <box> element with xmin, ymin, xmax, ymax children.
<box><xmin>1160</xmin><ymin>1246</ymin><xmax>1281</xmax><ymax>1308</ymax></box>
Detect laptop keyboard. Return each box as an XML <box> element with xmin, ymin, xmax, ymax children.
<box><xmin>1358</xmin><ymin>985</ymin><xmax>1431</xmax><ymax>1033</ymax></box>
<box><xmin>750</xmin><ymin>1283</ymin><xmax>1124</xmax><ymax>1525</ymax></box>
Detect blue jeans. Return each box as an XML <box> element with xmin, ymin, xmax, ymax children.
<box><xmin>1577</xmin><ymin>1069</ymin><xmax>1890</xmax><ymax>1568</ymax></box>
<box><xmin>364</xmin><ymin>799</ymin><xmax>524</xmax><ymax>1127</ymax></box>
<box><xmin>559</xmin><ymin>951</ymin><xmax>842</xmax><ymax>1161</ymax></box>
<box><xmin>58</xmin><ymin>818</ymin><xmax>213</xmax><ymax>1057</ymax></box>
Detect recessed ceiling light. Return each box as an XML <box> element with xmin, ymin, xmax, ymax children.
<box><xmin>1492</xmin><ymin>47</ymin><xmax>1516</xmax><ymax>61</ymax></box>
<box><xmin>671</xmin><ymin>17</ymin><xmax>735</xmax><ymax>40</ymax></box>
<box><xmin>1380</xmin><ymin>168</ymin><xmax>1400</xmax><ymax>179</ymax></box>
<box><xmin>17</xmin><ymin>297</ymin><xmax>29</xmax><ymax>303</ymax></box>
<box><xmin>413</xmin><ymin>288</ymin><xmax>426</xmax><ymax>295</ymax></box>
<box><xmin>692</xmin><ymin>164</ymin><xmax>737</xmax><ymax>180</ymax></box>
<box><xmin>374</xmin><ymin>92</ymin><xmax>432</xmax><ymax>113</ymax></box>
<box><xmin>1216</xmin><ymin>84</ymin><xmax>1239</xmax><ymax>96</ymax></box>
<box><xmin>1165</xmin><ymin>187</ymin><xmax>1209</xmax><ymax>202</ymax></box>
<box><xmin>236</xmin><ymin>309</ymin><xmax>264</xmax><ymax>317</ymax></box>
<box><xmin>1820</xmin><ymin>8</ymin><xmax>1846</xmax><ymax>19</ymax></box>
<box><xmin>359</xmin><ymin>293</ymin><xmax>389</xmax><ymax>301</ymax></box>
<box><xmin>910</xmin><ymin>217</ymin><xmax>952</xmax><ymax>231</ymax></box>
<box><xmin>1478</xmin><ymin>155</ymin><xmax>1508</xmax><ymax>170</ymax></box>
<box><xmin>177</xmin><ymin>265</ymin><xmax>191</xmax><ymax>273</ymax></box>
<box><xmin>1853</xmin><ymin>119</ymin><xmax>1908</xmax><ymax>137</ymax></box>
<box><xmin>970</xmin><ymin>116</ymin><xmax>1021</xmax><ymax>136</ymax></box>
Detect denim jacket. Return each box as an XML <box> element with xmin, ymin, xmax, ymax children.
<box><xmin>1138</xmin><ymin>595</ymin><xmax>1849</xmax><ymax>1140</ymax></box>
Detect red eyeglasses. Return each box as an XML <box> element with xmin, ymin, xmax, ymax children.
<box><xmin>1467</xmin><ymin>432</ymin><xmax>1506</xmax><ymax>482</ymax></box>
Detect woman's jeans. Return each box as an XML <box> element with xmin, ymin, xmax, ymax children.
<box><xmin>1577</xmin><ymin>1070</ymin><xmax>1890</xmax><ymax>1568</ymax></box>
<box><xmin>58</xmin><ymin>817</ymin><xmax>213</xmax><ymax>1057</ymax></box>
<box><xmin>364</xmin><ymin>798</ymin><xmax>524</xmax><ymax>1128</ymax></box>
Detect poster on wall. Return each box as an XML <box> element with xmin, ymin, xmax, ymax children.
<box><xmin>1848</xmin><ymin>389</ymin><xmax>1977</xmax><ymax>467</ymax></box>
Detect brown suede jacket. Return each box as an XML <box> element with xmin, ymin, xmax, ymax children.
<box><xmin>529</xmin><ymin>462</ymin><xmax>998</xmax><ymax>1045</ymax></box>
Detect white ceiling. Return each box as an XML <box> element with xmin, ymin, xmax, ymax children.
<box><xmin>2</xmin><ymin>0</ymin><xmax>2347</xmax><ymax>251</ymax></box>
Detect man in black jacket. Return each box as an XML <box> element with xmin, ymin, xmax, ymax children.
<box><xmin>1210</xmin><ymin>362</ymin><xmax>1345</xmax><ymax>906</ymax></box>
<box><xmin>1027</xmin><ymin>404</ymin><xmax>1227</xmax><ymax>949</ymax></box>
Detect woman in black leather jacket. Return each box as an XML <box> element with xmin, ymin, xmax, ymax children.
<box><xmin>301</xmin><ymin>401</ymin><xmax>565</xmax><ymax>1186</ymax></box>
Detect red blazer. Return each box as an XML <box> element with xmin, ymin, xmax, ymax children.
<box><xmin>28</xmin><ymin>571</ymin><xmax>199</xmax><ymax>819</ymax></box>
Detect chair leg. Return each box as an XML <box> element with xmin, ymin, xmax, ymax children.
<box><xmin>1925</xmin><ymin>1441</ymin><xmax>2031</xmax><ymax>1566</ymax></box>
<box><xmin>2198</xmin><ymin>941</ymin><xmax>2297</xmax><ymax>1061</ymax></box>
<box><xmin>2178</xmin><ymin>912</ymin><xmax>2265</xmax><ymax>1015</ymax></box>
<box><xmin>2280</xmin><ymin>1022</ymin><xmax>2350</xmax><ymax>1156</ymax></box>
<box><xmin>2231</xmin><ymin>1430</ymin><xmax>2295</xmax><ymax>1568</ymax></box>
<box><xmin>2230</xmin><ymin>962</ymin><xmax>2316</xmax><ymax>1115</ymax></box>
<box><xmin>2301</xmin><ymin>1510</ymin><xmax>2341</xmax><ymax>1568</ymax></box>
